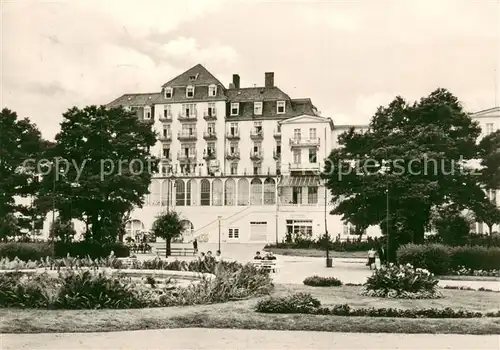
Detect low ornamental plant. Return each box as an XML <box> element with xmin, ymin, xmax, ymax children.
<box><xmin>303</xmin><ymin>275</ymin><xmax>342</xmax><ymax>287</ymax></box>
<box><xmin>255</xmin><ymin>293</ymin><xmax>500</xmax><ymax>318</ymax></box>
<box><xmin>360</xmin><ymin>263</ymin><xmax>441</xmax><ymax>299</ymax></box>
<box><xmin>0</xmin><ymin>261</ymin><xmax>273</xmax><ymax>309</ymax></box>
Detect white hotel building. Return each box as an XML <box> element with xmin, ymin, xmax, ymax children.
<box><xmin>105</xmin><ymin>64</ymin><xmax>499</xmax><ymax>243</ymax></box>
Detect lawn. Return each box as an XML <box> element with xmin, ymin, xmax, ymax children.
<box><xmin>264</xmin><ymin>247</ymin><xmax>368</xmax><ymax>259</ymax></box>
<box><xmin>1</xmin><ymin>284</ymin><xmax>499</xmax><ymax>335</ymax></box>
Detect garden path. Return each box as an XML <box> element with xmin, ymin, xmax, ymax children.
<box><xmin>2</xmin><ymin>328</ymin><xmax>498</xmax><ymax>349</ymax></box>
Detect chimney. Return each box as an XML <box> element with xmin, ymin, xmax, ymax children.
<box><xmin>265</xmin><ymin>72</ymin><xmax>274</xmax><ymax>88</ymax></box>
<box><xmin>232</xmin><ymin>74</ymin><xmax>240</xmax><ymax>89</ymax></box>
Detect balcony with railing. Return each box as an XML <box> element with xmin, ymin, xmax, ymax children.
<box><xmin>178</xmin><ymin>110</ymin><xmax>198</xmax><ymax>122</ymax></box>
<box><xmin>160</xmin><ymin>152</ymin><xmax>172</xmax><ymax>162</ymax></box>
<box><xmin>289</xmin><ymin>137</ymin><xmax>320</xmax><ymax>147</ymax></box>
<box><xmin>250</xmin><ymin>150</ymin><xmax>264</xmax><ymax>161</ymax></box>
<box><xmin>177</xmin><ymin>130</ymin><xmax>197</xmax><ymax>141</ymax></box>
<box><xmin>177</xmin><ymin>151</ymin><xmax>197</xmax><ymax>163</ymax></box>
<box><xmin>250</xmin><ymin>129</ymin><xmax>264</xmax><ymax>140</ymax></box>
<box><xmin>273</xmin><ymin>129</ymin><xmax>281</xmax><ymax>139</ymax></box>
<box><xmin>226</xmin><ymin>130</ymin><xmax>240</xmax><ymax>140</ymax></box>
<box><xmin>203</xmin><ymin>130</ymin><xmax>217</xmax><ymax>140</ymax></box>
<box><xmin>203</xmin><ymin>110</ymin><xmax>217</xmax><ymax>121</ymax></box>
<box><xmin>158</xmin><ymin>130</ymin><xmax>172</xmax><ymax>142</ymax></box>
<box><xmin>225</xmin><ymin>150</ymin><xmax>240</xmax><ymax>160</ymax></box>
<box><xmin>289</xmin><ymin>162</ymin><xmax>320</xmax><ymax>172</ymax></box>
<box><xmin>159</xmin><ymin>112</ymin><xmax>173</xmax><ymax>123</ymax></box>
<box><xmin>203</xmin><ymin>149</ymin><xmax>217</xmax><ymax>161</ymax></box>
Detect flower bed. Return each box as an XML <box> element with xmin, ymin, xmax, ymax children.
<box><xmin>360</xmin><ymin>263</ymin><xmax>441</xmax><ymax>299</ymax></box>
<box><xmin>303</xmin><ymin>276</ymin><xmax>342</xmax><ymax>287</ymax></box>
<box><xmin>0</xmin><ymin>257</ymin><xmax>273</xmax><ymax>309</ymax></box>
<box><xmin>255</xmin><ymin>293</ymin><xmax>500</xmax><ymax>318</ymax></box>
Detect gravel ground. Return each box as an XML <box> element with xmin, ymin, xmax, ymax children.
<box><xmin>2</xmin><ymin>328</ymin><xmax>499</xmax><ymax>349</ymax></box>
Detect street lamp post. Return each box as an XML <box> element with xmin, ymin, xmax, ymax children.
<box><xmin>217</xmin><ymin>216</ymin><xmax>222</xmax><ymax>252</ymax></box>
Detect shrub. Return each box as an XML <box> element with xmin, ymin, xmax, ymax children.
<box><xmin>54</xmin><ymin>270</ymin><xmax>144</xmax><ymax>309</ymax></box>
<box><xmin>255</xmin><ymin>293</ymin><xmax>321</xmax><ymax>313</ymax></box>
<box><xmin>361</xmin><ymin>263</ymin><xmax>440</xmax><ymax>299</ymax></box>
<box><xmin>397</xmin><ymin>243</ymin><xmax>500</xmax><ymax>274</ymax></box>
<box><xmin>0</xmin><ymin>242</ymin><xmax>52</xmax><ymax>261</ymax></box>
<box><xmin>303</xmin><ymin>275</ymin><xmax>342</xmax><ymax>287</ymax></box>
<box><xmin>54</xmin><ymin>241</ymin><xmax>129</xmax><ymax>258</ymax></box>
<box><xmin>255</xmin><ymin>293</ymin><xmax>498</xmax><ymax>318</ymax></box>
<box><xmin>397</xmin><ymin>244</ymin><xmax>450</xmax><ymax>275</ymax></box>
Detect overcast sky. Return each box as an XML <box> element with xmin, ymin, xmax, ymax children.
<box><xmin>2</xmin><ymin>0</ymin><xmax>499</xmax><ymax>139</ymax></box>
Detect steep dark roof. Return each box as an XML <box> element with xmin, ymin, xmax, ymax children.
<box><xmin>291</xmin><ymin>98</ymin><xmax>317</xmax><ymax>116</ymax></box>
<box><xmin>107</xmin><ymin>93</ymin><xmax>161</xmax><ymax>107</ymax></box>
<box><xmin>226</xmin><ymin>87</ymin><xmax>290</xmax><ymax>102</ymax></box>
<box><xmin>162</xmin><ymin>64</ymin><xmax>225</xmax><ymax>88</ymax></box>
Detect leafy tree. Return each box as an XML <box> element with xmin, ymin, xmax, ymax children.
<box><xmin>477</xmin><ymin>130</ymin><xmax>500</xmax><ymax>190</ymax></box>
<box><xmin>0</xmin><ymin>108</ymin><xmax>48</xmax><ymax>237</ymax></box>
<box><xmin>322</xmin><ymin>89</ymin><xmax>484</xmax><ymax>261</ymax></box>
<box><xmin>430</xmin><ymin>205</ymin><xmax>471</xmax><ymax>245</ymax></box>
<box><xmin>151</xmin><ymin>211</ymin><xmax>185</xmax><ymax>257</ymax></box>
<box><xmin>0</xmin><ymin>214</ymin><xmax>19</xmax><ymax>242</ymax></box>
<box><xmin>49</xmin><ymin>217</ymin><xmax>76</xmax><ymax>243</ymax></box>
<box><xmin>473</xmin><ymin>199</ymin><xmax>500</xmax><ymax>238</ymax></box>
<box><xmin>39</xmin><ymin>106</ymin><xmax>158</xmax><ymax>243</ymax></box>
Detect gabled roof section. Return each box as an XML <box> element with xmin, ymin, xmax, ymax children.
<box><xmin>227</xmin><ymin>86</ymin><xmax>290</xmax><ymax>102</ymax></box>
<box><xmin>471</xmin><ymin>106</ymin><xmax>500</xmax><ymax>118</ymax></box>
<box><xmin>280</xmin><ymin>114</ymin><xmax>334</xmax><ymax>129</ymax></box>
<box><xmin>162</xmin><ymin>64</ymin><xmax>225</xmax><ymax>88</ymax></box>
<box><xmin>107</xmin><ymin>93</ymin><xmax>161</xmax><ymax>107</ymax></box>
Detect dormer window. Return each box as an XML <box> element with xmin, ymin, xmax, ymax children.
<box><xmin>189</xmin><ymin>74</ymin><xmax>198</xmax><ymax>81</ymax></box>
<box><xmin>208</xmin><ymin>84</ymin><xmax>217</xmax><ymax>97</ymax></box>
<box><xmin>186</xmin><ymin>86</ymin><xmax>194</xmax><ymax>98</ymax></box>
<box><xmin>144</xmin><ymin>106</ymin><xmax>151</xmax><ymax>120</ymax></box>
<box><xmin>164</xmin><ymin>87</ymin><xmax>173</xmax><ymax>99</ymax></box>
<box><xmin>231</xmin><ymin>103</ymin><xmax>239</xmax><ymax>116</ymax></box>
<box><xmin>254</xmin><ymin>101</ymin><xmax>263</xmax><ymax>115</ymax></box>
<box><xmin>277</xmin><ymin>101</ymin><xmax>286</xmax><ymax>114</ymax></box>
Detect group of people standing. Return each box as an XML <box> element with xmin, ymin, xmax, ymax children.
<box><xmin>253</xmin><ymin>251</ymin><xmax>277</xmax><ymax>260</ymax></box>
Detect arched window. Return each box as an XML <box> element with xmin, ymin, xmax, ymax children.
<box><xmin>186</xmin><ymin>180</ymin><xmax>192</xmax><ymax>206</ymax></box>
<box><xmin>237</xmin><ymin>178</ymin><xmax>249</xmax><ymax>206</ymax></box>
<box><xmin>212</xmin><ymin>179</ymin><xmax>223</xmax><ymax>206</ymax></box>
<box><xmin>250</xmin><ymin>178</ymin><xmax>262</xmax><ymax>205</ymax></box>
<box><xmin>225</xmin><ymin>179</ymin><xmax>236</xmax><ymax>205</ymax></box>
<box><xmin>200</xmin><ymin>179</ymin><xmax>211</xmax><ymax>206</ymax></box>
<box><xmin>175</xmin><ymin>179</ymin><xmax>185</xmax><ymax>206</ymax></box>
<box><xmin>161</xmin><ymin>180</ymin><xmax>170</xmax><ymax>206</ymax></box>
<box><xmin>190</xmin><ymin>179</ymin><xmax>198</xmax><ymax>206</ymax></box>
<box><xmin>150</xmin><ymin>180</ymin><xmax>161</xmax><ymax>206</ymax></box>
<box><xmin>125</xmin><ymin>220</ymin><xmax>144</xmax><ymax>240</ymax></box>
<box><xmin>264</xmin><ymin>178</ymin><xmax>276</xmax><ymax>205</ymax></box>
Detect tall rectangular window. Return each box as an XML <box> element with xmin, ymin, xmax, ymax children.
<box><xmin>277</xmin><ymin>101</ymin><xmax>285</xmax><ymax>114</ymax></box>
<box><xmin>186</xmin><ymin>86</ymin><xmax>194</xmax><ymax>98</ymax></box>
<box><xmin>254</xmin><ymin>101</ymin><xmax>263</xmax><ymax>115</ymax></box>
<box><xmin>231</xmin><ymin>103</ymin><xmax>239</xmax><ymax>116</ymax></box>
<box><xmin>308</xmin><ymin>187</ymin><xmax>318</xmax><ymax>204</ymax></box>
<box><xmin>292</xmin><ymin>187</ymin><xmax>302</xmax><ymax>204</ymax></box>
<box><xmin>230</xmin><ymin>122</ymin><xmax>238</xmax><ymax>135</ymax></box>
<box><xmin>294</xmin><ymin>128</ymin><xmax>301</xmax><ymax>140</ymax></box>
<box><xmin>208</xmin><ymin>85</ymin><xmax>217</xmax><ymax>97</ymax></box>
<box><xmin>164</xmin><ymin>105</ymin><xmax>171</xmax><ymax>118</ymax></box>
<box><xmin>293</xmin><ymin>149</ymin><xmax>301</xmax><ymax>164</ymax></box>
<box><xmin>208</xmin><ymin>102</ymin><xmax>216</xmax><ymax>116</ymax></box>
<box><xmin>254</xmin><ymin>121</ymin><xmax>262</xmax><ymax>133</ymax></box>
<box><xmin>309</xmin><ymin>128</ymin><xmax>317</xmax><ymax>139</ymax></box>
<box><xmin>486</xmin><ymin>123</ymin><xmax>494</xmax><ymax>135</ymax></box>
<box><xmin>230</xmin><ymin>163</ymin><xmax>238</xmax><ymax>175</ymax></box>
<box><xmin>309</xmin><ymin>149</ymin><xmax>317</xmax><ymax>163</ymax></box>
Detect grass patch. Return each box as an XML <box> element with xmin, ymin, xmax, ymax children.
<box><xmin>1</xmin><ymin>284</ymin><xmax>499</xmax><ymax>335</ymax></box>
<box><xmin>264</xmin><ymin>248</ymin><xmax>367</xmax><ymax>259</ymax></box>
<box><xmin>437</xmin><ymin>275</ymin><xmax>500</xmax><ymax>282</ymax></box>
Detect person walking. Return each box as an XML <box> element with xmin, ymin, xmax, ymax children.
<box><xmin>367</xmin><ymin>248</ymin><xmax>376</xmax><ymax>270</ymax></box>
<box><xmin>192</xmin><ymin>238</ymin><xmax>198</xmax><ymax>254</ymax></box>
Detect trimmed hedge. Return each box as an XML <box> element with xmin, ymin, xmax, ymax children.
<box><xmin>0</xmin><ymin>242</ymin><xmax>129</xmax><ymax>261</ymax></box>
<box><xmin>397</xmin><ymin>244</ymin><xmax>500</xmax><ymax>275</ymax></box>
<box><xmin>0</xmin><ymin>242</ymin><xmax>52</xmax><ymax>261</ymax></box>
<box><xmin>255</xmin><ymin>293</ymin><xmax>500</xmax><ymax>318</ymax></box>
<box><xmin>303</xmin><ymin>276</ymin><xmax>342</xmax><ymax>287</ymax></box>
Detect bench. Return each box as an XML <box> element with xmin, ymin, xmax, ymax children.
<box><xmin>117</xmin><ymin>257</ymin><xmax>138</xmax><ymax>268</ymax></box>
<box><xmin>155</xmin><ymin>247</ymin><xmax>196</xmax><ymax>256</ymax></box>
<box><xmin>251</xmin><ymin>259</ymin><xmax>278</xmax><ymax>273</ymax></box>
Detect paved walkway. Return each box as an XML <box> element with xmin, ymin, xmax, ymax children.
<box><xmin>3</xmin><ymin>328</ymin><xmax>498</xmax><ymax>349</ymax></box>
